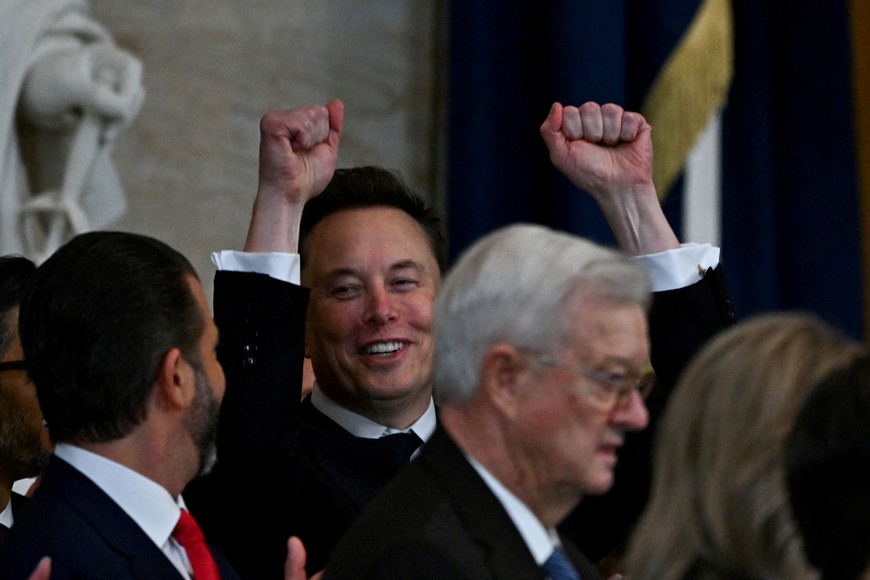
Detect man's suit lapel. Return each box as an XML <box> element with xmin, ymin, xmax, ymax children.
<box><xmin>418</xmin><ymin>428</ymin><xmax>545</xmax><ymax>578</ymax></box>
<box><xmin>3</xmin><ymin>493</ymin><xmax>29</xmax><ymax>544</ymax></box>
<box><xmin>9</xmin><ymin>491</ymin><xmax>28</xmax><ymax>515</ymax></box>
<box><xmin>560</xmin><ymin>534</ymin><xmax>604</xmax><ymax>580</ymax></box>
<box><xmin>40</xmin><ymin>457</ymin><xmax>187</xmax><ymax>579</ymax></box>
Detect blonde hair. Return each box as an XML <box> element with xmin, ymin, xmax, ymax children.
<box><xmin>625</xmin><ymin>312</ymin><xmax>864</xmax><ymax>580</ymax></box>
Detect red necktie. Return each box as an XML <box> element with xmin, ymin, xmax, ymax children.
<box><xmin>172</xmin><ymin>510</ymin><xmax>221</xmax><ymax>580</ymax></box>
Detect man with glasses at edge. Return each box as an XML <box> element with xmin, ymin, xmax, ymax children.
<box><xmin>0</xmin><ymin>256</ymin><xmax>51</xmax><ymax>544</ymax></box>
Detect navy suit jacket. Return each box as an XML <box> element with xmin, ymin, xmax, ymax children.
<box><xmin>0</xmin><ymin>492</ymin><xmax>28</xmax><ymax>547</ymax></box>
<box><xmin>9</xmin><ymin>491</ymin><xmax>28</xmax><ymax>512</ymax></box>
<box><xmin>323</xmin><ymin>426</ymin><xmax>602</xmax><ymax>580</ymax></box>
<box><xmin>0</xmin><ymin>456</ymin><xmax>239</xmax><ymax>579</ymax></box>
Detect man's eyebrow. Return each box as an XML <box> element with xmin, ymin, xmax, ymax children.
<box><xmin>321</xmin><ymin>267</ymin><xmax>364</xmax><ymax>280</ymax></box>
<box><xmin>389</xmin><ymin>260</ymin><xmax>426</xmax><ymax>273</ymax></box>
<box><xmin>317</xmin><ymin>261</ymin><xmax>428</xmax><ymax>281</ymax></box>
<box><xmin>602</xmin><ymin>356</ymin><xmax>652</xmax><ymax>376</ymax></box>
<box><xmin>592</xmin><ymin>354</ymin><xmax>642</xmax><ymax>372</ymax></box>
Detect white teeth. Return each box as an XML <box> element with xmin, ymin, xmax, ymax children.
<box><xmin>365</xmin><ymin>342</ymin><xmax>403</xmax><ymax>355</ymax></box>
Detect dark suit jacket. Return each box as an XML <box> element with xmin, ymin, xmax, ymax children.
<box><xmin>9</xmin><ymin>491</ymin><xmax>28</xmax><ymax>522</ymax></box>
<box><xmin>0</xmin><ymin>456</ymin><xmax>239</xmax><ymax>579</ymax></box>
<box><xmin>0</xmin><ymin>493</ymin><xmax>28</xmax><ymax>546</ymax></box>
<box><xmin>323</xmin><ymin>426</ymin><xmax>602</xmax><ymax>580</ymax></box>
<box><xmin>185</xmin><ymin>266</ymin><xmax>736</xmax><ymax>578</ymax></box>
<box><xmin>10</xmin><ymin>490</ymin><xmax>28</xmax><ymax>509</ymax></box>
<box><xmin>186</xmin><ymin>271</ymin><xmax>408</xmax><ymax>578</ymax></box>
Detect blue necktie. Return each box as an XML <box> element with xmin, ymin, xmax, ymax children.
<box><xmin>542</xmin><ymin>547</ymin><xmax>580</xmax><ymax>580</ymax></box>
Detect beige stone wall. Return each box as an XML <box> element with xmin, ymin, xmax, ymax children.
<box><xmin>88</xmin><ymin>0</ymin><xmax>443</xmax><ymax>299</ymax></box>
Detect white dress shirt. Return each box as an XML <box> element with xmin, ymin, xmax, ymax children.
<box><xmin>0</xmin><ymin>497</ymin><xmax>13</xmax><ymax>528</ymax></box>
<box><xmin>634</xmin><ymin>242</ymin><xmax>720</xmax><ymax>292</ymax></box>
<box><xmin>467</xmin><ymin>455</ymin><xmax>562</xmax><ymax>567</ymax></box>
<box><xmin>53</xmin><ymin>443</ymin><xmax>194</xmax><ymax>579</ymax></box>
<box><xmin>212</xmin><ymin>243</ymin><xmax>720</xmax><ymax>294</ymax></box>
<box><xmin>311</xmin><ymin>383</ymin><xmax>437</xmax><ymax>448</ymax></box>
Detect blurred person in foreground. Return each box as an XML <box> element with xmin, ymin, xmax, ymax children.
<box><xmin>785</xmin><ymin>354</ymin><xmax>870</xmax><ymax>580</ymax></box>
<box><xmin>625</xmin><ymin>312</ymin><xmax>863</xmax><ymax>580</ymax></box>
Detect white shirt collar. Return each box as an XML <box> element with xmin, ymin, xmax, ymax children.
<box><xmin>53</xmin><ymin>443</ymin><xmax>183</xmax><ymax>551</ymax></box>
<box><xmin>467</xmin><ymin>455</ymin><xmax>560</xmax><ymax>566</ymax></box>
<box><xmin>310</xmin><ymin>383</ymin><xmax>437</xmax><ymax>442</ymax></box>
<box><xmin>0</xmin><ymin>497</ymin><xmax>13</xmax><ymax>528</ymax></box>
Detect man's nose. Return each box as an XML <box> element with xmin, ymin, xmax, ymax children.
<box><xmin>611</xmin><ymin>389</ymin><xmax>649</xmax><ymax>431</ymax></box>
<box><xmin>364</xmin><ymin>286</ymin><xmax>397</xmax><ymax>325</ymax></box>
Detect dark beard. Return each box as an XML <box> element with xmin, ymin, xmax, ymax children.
<box><xmin>184</xmin><ymin>369</ymin><xmax>220</xmax><ymax>478</ymax></box>
<box><xmin>0</xmin><ymin>402</ymin><xmax>50</xmax><ymax>480</ymax></box>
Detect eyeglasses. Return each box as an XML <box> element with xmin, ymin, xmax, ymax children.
<box><xmin>0</xmin><ymin>360</ymin><xmax>26</xmax><ymax>372</ymax></box>
<box><xmin>532</xmin><ymin>354</ymin><xmax>655</xmax><ymax>409</ymax></box>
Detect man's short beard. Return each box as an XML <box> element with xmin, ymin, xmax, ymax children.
<box><xmin>0</xmin><ymin>402</ymin><xmax>50</xmax><ymax>480</ymax></box>
<box><xmin>184</xmin><ymin>367</ymin><xmax>220</xmax><ymax>478</ymax></box>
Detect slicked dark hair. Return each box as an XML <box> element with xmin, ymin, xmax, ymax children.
<box><xmin>299</xmin><ymin>166</ymin><xmax>448</xmax><ymax>272</ymax></box>
<box><xmin>19</xmin><ymin>231</ymin><xmax>204</xmax><ymax>443</ymax></box>
<box><xmin>785</xmin><ymin>355</ymin><xmax>870</xmax><ymax>580</ymax></box>
<box><xmin>0</xmin><ymin>255</ymin><xmax>36</xmax><ymax>356</ymax></box>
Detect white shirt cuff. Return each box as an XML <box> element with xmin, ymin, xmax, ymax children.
<box><xmin>633</xmin><ymin>243</ymin><xmax>720</xmax><ymax>292</ymax></box>
<box><xmin>210</xmin><ymin>251</ymin><xmax>301</xmax><ymax>285</ymax></box>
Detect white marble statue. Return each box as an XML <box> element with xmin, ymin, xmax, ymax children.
<box><xmin>0</xmin><ymin>0</ymin><xmax>144</xmax><ymax>261</ymax></box>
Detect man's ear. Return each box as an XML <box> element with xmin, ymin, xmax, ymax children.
<box><xmin>481</xmin><ymin>343</ymin><xmax>528</xmax><ymax>418</ymax></box>
<box><xmin>155</xmin><ymin>347</ymin><xmax>190</xmax><ymax>410</ymax></box>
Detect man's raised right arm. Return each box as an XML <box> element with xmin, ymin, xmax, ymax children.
<box><xmin>244</xmin><ymin>100</ymin><xmax>344</xmax><ymax>254</ymax></box>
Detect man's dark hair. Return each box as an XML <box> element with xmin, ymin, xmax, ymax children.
<box><xmin>19</xmin><ymin>231</ymin><xmax>205</xmax><ymax>444</ymax></box>
<box><xmin>299</xmin><ymin>166</ymin><xmax>448</xmax><ymax>272</ymax></box>
<box><xmin>785</xmin><ymin>354</ymin><xmax>870</xmax><ymax>580</ymax></box>
<box><xmin>0</xmin><ymin>255</ymin><xmax>36</xmax><ymax>356</ymax></box>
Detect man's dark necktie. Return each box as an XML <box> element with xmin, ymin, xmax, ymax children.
<box><xmin>542</xmin><ymin>547</ymin><xmax>581</xmax><ymax>580</ymax></box>
<box><xmin>379</xmin><ymin>431</ymin><xmax>422</xmax><ymax>464</ymax></box>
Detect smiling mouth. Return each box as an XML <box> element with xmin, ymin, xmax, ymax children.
<box><xmin>363</xmin><ymin>342</ymin><xmax>405</xmax><ymax>357</ymax></box>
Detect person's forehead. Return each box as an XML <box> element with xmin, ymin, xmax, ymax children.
<box><xmin>561</xmin><ymin>293</ymin><xmax>648</xmax><ymax>362</ymax></box>
<box><xmin>306</xmin><ymin>207</ymin><xmax>438</xmax><ymax>269</ymax></box>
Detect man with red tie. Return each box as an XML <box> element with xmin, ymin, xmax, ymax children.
<box><xmin>0</xmin><ymin>232</ymin><xmax>237</xmax><ymax>579</ymax></box>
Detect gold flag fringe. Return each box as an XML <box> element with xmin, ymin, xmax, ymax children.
<box><xmin>641</xmin><ymin>0</ymin><xmax>734</xmax><ymax>199</ymax></box>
